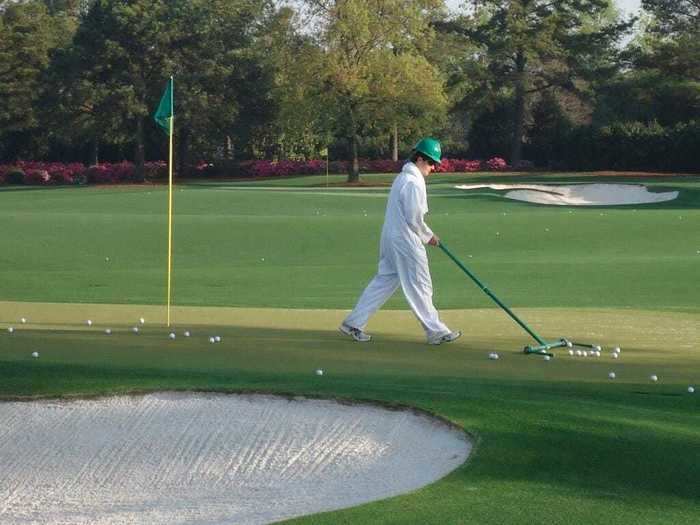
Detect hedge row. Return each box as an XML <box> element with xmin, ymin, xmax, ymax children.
<box><xmin>541</xmin><ymin>120</ymin><xmax>700</xmax><ymax>172</ymax></box>
<box><xmin>0</xmin><ymin>157</ymin><xmax>509</xmax><ymax>185</ymax></box>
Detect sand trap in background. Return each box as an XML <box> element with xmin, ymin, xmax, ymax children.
<box><xmin>454</xmin><ymin>183</ymin><xmax>679</xmax><ymax>206</ymax></box>
<box><xmin>0</xmin><ymin>392</ymin><xmax>471</xmax><ymax>525</ymax></box>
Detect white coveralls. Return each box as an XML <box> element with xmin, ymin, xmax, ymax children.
<box><xmin>343</xmin><ymin>162</ymin><xmax>452</xmax><ymax>341</ymax></box>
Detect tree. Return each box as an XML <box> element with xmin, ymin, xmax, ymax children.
<box><xmin>54</xmin><ymin>0</ymin><xmax>272</xmax><ymax>172</ymax></box>
<box><xmin>305</xmin><ymin>0</ymin><xmax>447</xmax><ymax>181</ymax></box>
<box><xmin>438</xmin><ymin>0</ymin><xmax>631</xmax><ymax>164</ymax></box>
<box><xmin>0</xmin><ymin>1</ymin><xmax>74</xmax><ymax>159</ymax></box>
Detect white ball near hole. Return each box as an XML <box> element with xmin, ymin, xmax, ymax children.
<box><xmin>315</xmin><ymin>369</ymin><xmax>324</xmax><ymax>376</ymax></box>
<box><xmin>689</xmin><ymin>386</ymin><xmax>695</xmax><ymax>394</ymax></box>
<box><xmin>31</xmin><ymin>351</ymin><xmax>39</xmax><ymax>358</ymax></box>
<box><xmin>650</xmin><ymin>374</ymin><xmax>658</xmax><ymax>382</ymax></box>
<box><xmin>608</xmin><ymin>372</ymin><xmax>616</xmax><ymax>379</ymax></box>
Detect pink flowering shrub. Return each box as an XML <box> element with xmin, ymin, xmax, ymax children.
<box><xmin>485</xmin><ymin>157</ymin><xmax>508</xmax><ymax>171</ymax></box>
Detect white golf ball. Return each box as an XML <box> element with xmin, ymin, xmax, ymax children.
<box><xmin>31</xmin><ymin>351</ymin><xmax>39</xmax><ymax>358</ymax></box>
<box><xmin>488</xmin><ymin>352</ymin><xmax>499</xmax><ymax>360</ymax></box>
<box><xmin>608</xmin><ymin>372</ymin><xmax>616</xmax><ymax>379</ymax></box>
<box><xmin>104</xmin><ymin>328</ymin><xmax>111</xmax><ymax>335</ymax></box>
<box><xmin>21</xmin><ymin>317</ymin><xmax>27</xmax><ymax>324</ymax></box>
<box><xmin>613</xmin><ymin>346</ymin><xmax>621</xmax><ymax>353</ymax></box>
<box><xmin>568</xmin><ymin>349</ymin><xmax>574</xmax><ymax>356</ymax></box>
<box><xmin>214</xmin><ymin>336</ymin><xmax>221</xmax><ymax>343</ymax></box>
<box><xmin>7</xmin><ymin>327</ymin><xmax>14</xmax><ymax>334</ymax></box>
<box><xmin>575</xmin><ymin>350</ymin><xmax>582</xmax><ymax>356</ymax></box>
<box><xmin>612</xmin><ymin>353</ymin><xmax>619</xmax><ymax>359</ymax></box>
<box><xmin>595</xmin><ymin>351</ymin><xmax>601</xmax><ymax>357</ymax></box>
<box><xmin>86</xmin><ymin>319</ymin><xmax>93</xmax><ymax>326</ymax></box>
<box><xmin>169</xmin><ymin>332</ymin><xmax>176</xmax><ymax>340</ymax></box>
<box><xmin>209</xmin><ymin>336</ymin><xmax>216</xmax><ymax>344</ymax></box>
<box><xmin>689</xmin><ymin>386</ymin><xmax>695</xmax><ymax>394</ymax></box>
<box><xmin>582</xmin><ymin>351</ymin><xmax>588</xmax><ymax>357</ymax></box>
<box><xmin>566</xmin><ymin>341</ymin><xmax>573</xmax><ymax>348</ymax></box>
<box><xmin>315</xmin><ymin>369</ymin><xmax>324</xmax><ymax>376</ymax></box>
<box><xmin>132</xmin><ymin>326</ymin><xmax>139</xmax><ymax>334</ymax></box>
<box><xmin>650</xmin><ymin>374</ymin><xmax>658</xmax><ymax>382</ymax></box>
<box><xmin>184</xmin><ymin>331</ymin><xmax>191</xmax><ymax>337</ymax></box>
<box><xmin>594</xmin><ymin>345</ymin><xmax>602</xmax><ymax>352</ymax></box>
<box><xmin>139</xmin><ymin>317</ymin><xmax>145</xmax><ymax>325</ymax></box>
<box><xmin>544</xmin><ymin>355</ymin><xmax>551</xmax><ymax>361</ymax></box>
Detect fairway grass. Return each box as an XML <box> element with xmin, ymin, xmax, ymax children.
<box><xmin>1</xmin><ymin>174</ymin><xmax>699</xmax><ymax>524</ymax></box>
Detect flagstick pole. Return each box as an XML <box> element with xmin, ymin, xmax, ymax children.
<box><xmin>166</xmin><ymin>78</ymin><xmax>174</xmax><ymax>327</ymax></box>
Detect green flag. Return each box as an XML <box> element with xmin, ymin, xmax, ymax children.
<box><xmin>154</xmin><ymin>77</ymin><xmax>174</xmax><ymax>134</ymax></box>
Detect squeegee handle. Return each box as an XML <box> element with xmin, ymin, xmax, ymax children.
<box><xmin>438</xmin><ymin>241</ymin><xmax>546</xmax><ymax>345</ymax></box>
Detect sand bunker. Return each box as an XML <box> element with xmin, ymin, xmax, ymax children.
<box><xmin>0</xmin><ymin>392</ymin><xmax>471</xmax><ymax>525</ymax></box>
<box><xmin>454</xmin><ymin>183</ymin><xmax>679</xmax><ymax>206</ymax></box>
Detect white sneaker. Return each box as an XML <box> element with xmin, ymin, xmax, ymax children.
<box><xmin>339</xmin><ymin>323</ymin><xmax>372</xmax><ymax>342</ymax></box>
<box><xmin>428</xmin><ymin>330</ymin><xmax>462</xmax><ymax>345</ymax></box>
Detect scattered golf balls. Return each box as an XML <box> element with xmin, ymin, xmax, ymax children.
<box><xmin>209</xmin><ymin>336</ymin><xmax>216</xmax><ymax>344</ymax></box>
<box><xmin>488</xmin><ymin>352</ymin><xmax>499</xmax><ymax>360</ymax></box>
<box><xmin>104</xmin><ymin>328</ymin><xmax>112</xmax><ymax>335</ymax></box>
<box><xmin>608</xmin><ymin>372</ymin><xmax>616</xmax><ymax>379</ymax></box>
<box><xmin>86</xmin><ymin>319</ymin><xmax>93</xmax><ymax>326</ymax></box>
<box><xmin>689</xmin><ymin>386</ymin><xmax>695</xmax><ymax>394</ymax></box>
<box><xmin>595</xmin><ymin>351</ymin><xmax>601</xmax><ymax>357</ymax></box>
<box><xmin>7</xmin><ymin>327</ymin><xmax>14</xmax><ymax>334</ymax></box>
<box><xmin>20</xmin><ymin>317</ymin><xmax>27</xmax><ymax>324</ymax></box>
<box><xmin>566</xmin><ymin>341</ymin><xmax>573</xmax><ymax>348</ymax></box>
<box><xmin>650</xmin><ymin>374</ymin><xmax>658</xmax><ymax>382</ymax></box>
<box><xmin>544</xmin><ymin>355</ymin><xmax>551</xmax><ymax>361</ymax></box>
<box><xmin>575</xmin><ymin>350</ymin><xmax>582</xmax><ymax>356</ymax></box>
<box><xmin>169</xmin><ymin>332</ymin><xmax>176</xmax><ymax>340</ymax></box>
<box><xmin>612</xmin><ymin>353</ymin><xmax>619</xmax><ymax>359</ymax></box>
<box><xmin>613</xmin><ymin>346</ymin><xmax>621</xmax><ymax>353</ymax></box>
<box><xmin>139</xmin><ymin>317</ymin><xmax>145</xmax><ymax>325</ymax></box>
<box><xmin>315</xmin><ymin>369</ymin><xmax>324</xmax><ymax>376</ymax></box>
<box><xmin>214</xmin><ymin>336</ymin><xmax>221</xmax><ymax>343</ymax></box>
<box><xmin>31</xmin><ymin>351</ymin><xmax>39</xmax><ymax>358</ymax></box>
<box><xmin>568</xmin><ymin>349</ymin><xmax>574</xmax><ymax>356</ymax></box>
<box><xmin>184</xmin><ymin>331</ymin><xmax>191</xmax><ymax>337</ymax></box>
<box><xmin>594</xmin><ymin>345</ymin><xmax>602</xmax><ymax>352</ymax></box>
<box><xmin>582</xmin><ymin>351</ymin><xmax>588</xmax><ymax>357</ymax></box>
<box><xmin>132</xmin><ymin>327</ymin><xmax>139</xmax><ymax>334</ymax></box>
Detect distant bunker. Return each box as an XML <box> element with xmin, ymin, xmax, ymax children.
<box><xmin>0</xmin><ymin>392</ymin><xmax>471</xmax><ymax>525</ymax></box>
<box><xmin>454</xmin><ymin>183</ymin><xmax>679</xmax><ymax>206</ymax></box>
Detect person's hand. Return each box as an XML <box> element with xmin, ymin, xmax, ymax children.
<box><xmin>428</xmin><ymin>236</ymin><xmax>440</xmax><ymax>246</ymax></box>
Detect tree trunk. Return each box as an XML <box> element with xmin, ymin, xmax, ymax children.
<box><xmin>347</xmin><ymin>109</ymin><xmax>360</xmax><ymax>183</ymax></box>
<box><xmin>90</xmin><ymin>138</ymin><xmax>99</xmax><ymax>166</ymax></box>
<box><xmin>178</xmin><ymin>128</ymin><xmax>190</xmax><ymax>178</ymax></box>
<box><xmin>511</xmin><ymin>49</ymin><xmax>527</xmax><ymax>166</ymax></box>
<box><xmin>392</xmin><ymin>122</ymin><xmax>398</xmax><ymax>161</ymax></box>
<box><xmin>134</xmin><ymin>118</ymin><xmax>145</xmax><ymax>181</ymax></box>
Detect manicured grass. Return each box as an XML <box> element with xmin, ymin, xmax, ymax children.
<box><xmin>1</xmin><ymin>173</ymin><xmax>699</xmax><ymax>524</ymax></box>
<box><xmin>1</xmin><ymin>173</ymin><xmax>699</xmax><ymax>312</ymax></box>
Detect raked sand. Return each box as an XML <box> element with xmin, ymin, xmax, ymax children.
<box><xmin>0</xmin><ymin>392</ymin><xmax>471</xmax><ymax>525</ymax></box>
<box><xmin>454</xmin><ymin>183</ymin><xmax>679</xmax><ymax>206</ymax></box>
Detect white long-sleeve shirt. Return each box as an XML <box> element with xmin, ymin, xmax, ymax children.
<box><xmin>381</xmin><ymin>162</ymin><xmax>434</xmax><ymax>246</ymax></box>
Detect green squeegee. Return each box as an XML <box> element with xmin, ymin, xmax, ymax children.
<box><xmin>439</xmin><ymin>241</ymin><xmax>575</xmax><ymax>357</ymax></box>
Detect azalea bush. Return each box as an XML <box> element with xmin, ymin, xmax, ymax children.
<box><xmin>0</xmin><ymin>157</ymin><xmax>513</xmax><ymax>186</ymax></box>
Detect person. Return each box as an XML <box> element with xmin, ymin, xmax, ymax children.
<box><xmin>339</xmin><ymin>137</ymin><xmax>461</xmax><ymax>345</ymax></box>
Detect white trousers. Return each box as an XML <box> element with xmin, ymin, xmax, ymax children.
<box><xmin>343</xmin><ymin>237</ymin><xmax>450</xmax><ymax>340</ymax></box>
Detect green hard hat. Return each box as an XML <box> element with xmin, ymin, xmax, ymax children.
<box><xmin>413</xmin><ymin>137</ymin><xmax>442</xmax><ymax>164</ymax></box>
